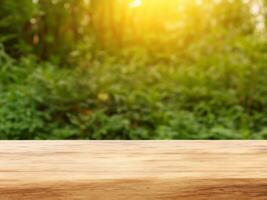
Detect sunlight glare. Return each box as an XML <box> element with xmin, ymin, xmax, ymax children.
<box><xmin>129</xmin><ymin>0</ymin><xmax>142</xmax><ymax>8</ymax></box>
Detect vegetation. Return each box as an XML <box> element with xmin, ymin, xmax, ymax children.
<box><xmin>1</xmin><ymin>0</ymin><xmax>267</xmax><ymax>139</ymax></box>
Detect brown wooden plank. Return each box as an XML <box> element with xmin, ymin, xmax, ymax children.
<box><xmin>0</xmin><ymin>141</ymin><xmax>266</xmax><ymax>199</ymax></box>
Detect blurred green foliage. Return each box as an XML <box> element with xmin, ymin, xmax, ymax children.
<box><xmin>1</xmin><ymin>0</ymin><xmax>267</xmax><ymax>139</ymax></box>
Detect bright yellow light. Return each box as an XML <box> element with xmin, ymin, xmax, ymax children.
<box><xmin>129</xmin><ymin>0</ymin><xmax>142</xmax><ymax>8</ymax></box>
<box><xmin>89</xmin><ymin>0</ymin><xmax>258</xmax><ymax>46</ymax></box>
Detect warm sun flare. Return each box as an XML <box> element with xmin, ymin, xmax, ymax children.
<box><xmin>81</xmin><ymin>0</ymin><xmax>264</xmax><ymax>48</ymax></box>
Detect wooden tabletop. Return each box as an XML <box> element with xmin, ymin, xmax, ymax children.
<box><xmin>0</xmin><ymin>141</ymin><xmax>266</xmax><ymax>199</ymax></box>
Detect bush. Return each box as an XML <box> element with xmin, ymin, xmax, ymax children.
<box><xmin>1</xmin><ymin>0</ymin><xmax>267</xmax><ymax>140</ymax></box>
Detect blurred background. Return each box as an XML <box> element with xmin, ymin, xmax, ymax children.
<box><xmin>1</xmin><ymin>0</ymin><xmax>267</xmax><ymax>139</ymax></box>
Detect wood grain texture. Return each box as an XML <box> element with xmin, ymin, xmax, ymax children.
<box><xmin>0</xmin><ymin>141</ymin><xmax>267</xmax><ymax>199</ymax></box>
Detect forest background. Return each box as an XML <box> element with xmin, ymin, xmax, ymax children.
<box><xmin>1</xmin><ymin>0</ymin><xmax>267</xmax><ymax>139</ymax></box>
